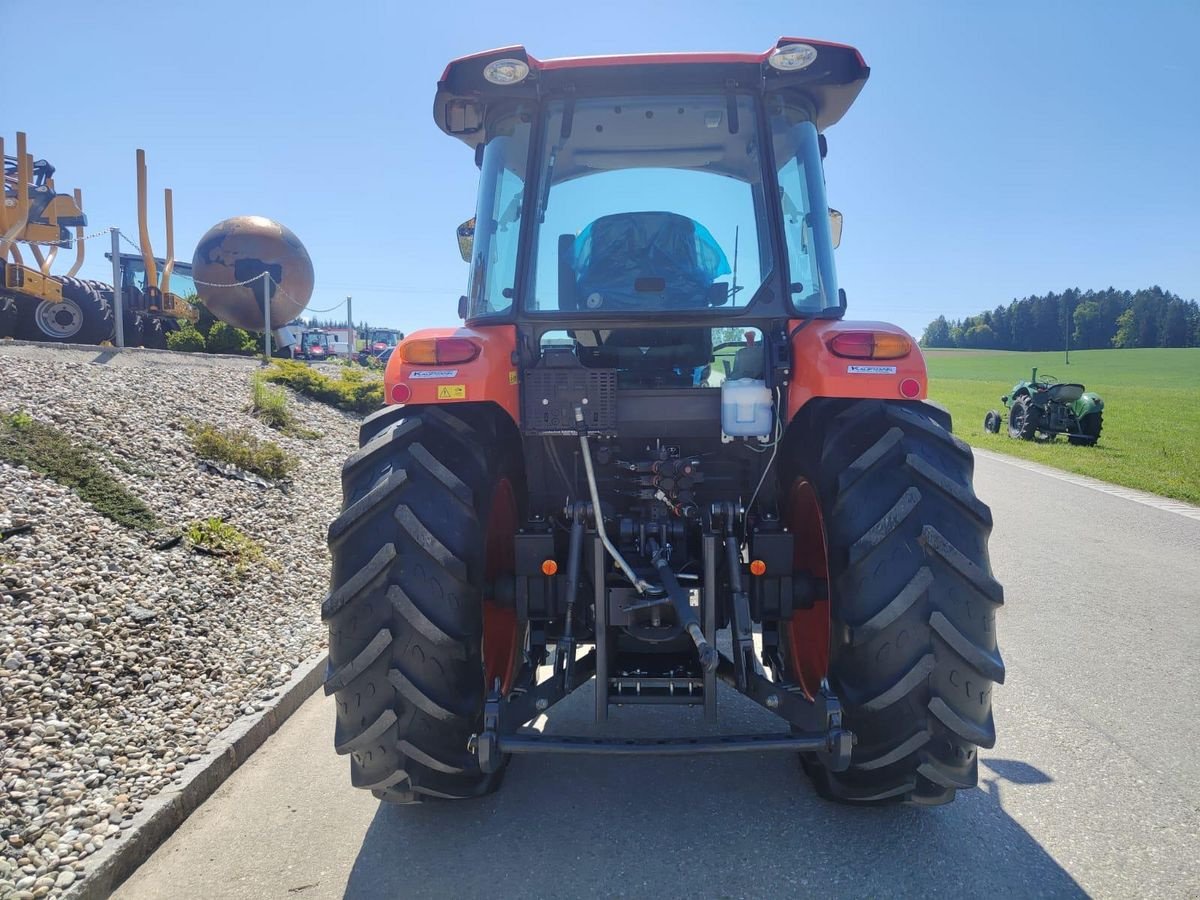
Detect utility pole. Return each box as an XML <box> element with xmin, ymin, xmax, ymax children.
<box><xmin>111</xmin><ymin>229</ymin><xmax>125</xmax><ymax>347</ymax></box>
<box><xmin>1065</xmin><ymin>301</ymin><xmax>1070</xmax><ymax>366</ymax></box>
<box><xmin>263</xmin><ymin>271</ymin><xmax>272</xmax><ymax>360</ymax></box>
<box><xmin>346</xmin><ymin>296</ymin><xmax>354</xmax><ymax>353</ymax></box>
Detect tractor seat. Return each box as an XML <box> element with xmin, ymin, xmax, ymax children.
<box><xmin>562</xmin><ymin>211</ymin><xmax>730</xmax><ymax>311</ymax></box>
<box><xmin>1045</xmin><ymin>383</ymin><xmax>1085</xmax><ymax>403</ymax></box>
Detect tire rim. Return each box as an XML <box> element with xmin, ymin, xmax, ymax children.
<box><xmin>482</xmin><ymin>477</ymin><xmax>520</xmax><ymax>694</ymax></box>
<box><xmin>783</xmin><ymin>477</ymin><xmax>830</xmax><ymax>699</ymax></box>
<box><xmin>35</xmin><ymin>299</ymin><xmax>84</xmax><ymax>339</ymax></box>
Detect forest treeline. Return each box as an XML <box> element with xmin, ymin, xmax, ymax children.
<box><xmin>920</xmin><ymin>286</ymin><xmax>1200</xmax><ymax>350</ymax></box>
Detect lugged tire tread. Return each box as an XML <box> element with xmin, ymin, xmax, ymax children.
<box><xmin>388</xmin><ymin>666</ymin><xmax>467</xmax><ymax>722</ymax></box>
<box><xmin>342</xmin><ymin>418</ymin><xmax>421</xmax><ymax>488</ymax></box>
<box><xmin>393</xmin><ymin>505</ymin><xmax>468</xmax><ymax>583</ymax></box>
<box><xmin>796</xmin><ymin>400</ymin><xmax>1002</xmax><ymax>806</ymax></box>
<box><xmin>929</xmin><ymin>697</ymin><xmax>996</xmax><ymax>749</ymax></box>
<box><xmin>848</xmin><ymin>486</ymin><xmax>921</xmax><ymax>565</ymax></box>
<box><xmin>324</xmin><ymin>627</ymin><xmax>392</xmax><ymax>696</ymax></box>
<box><xmin>409</xmin><ymin>442</ymin><xmax>474</xmax><ymax>508</ymax></box>
<box><xmin>852</xmin><ymin>729</ymin><xmax>931</xmax><ymax>771</ymax></box>
<box><xmin>387</xmin><ymin>585</ymin><xmax>467</xmax><ymax>658</ymax></box>
<box><xmin>321</xmin><ymin>543</ymin><xmax>396</xmax><ymax>620</ymax></box>
<box><xmin>843</xmin><ymin>566</ymin><xmax>933</xmax><ymax>647</ymax></box>
<box><xmin>329</xmin><ymin>406</ymin><xmax>519</xmax><ymax>805</ymax></box>
<box><xmin>884</xmin><ymin>403</ymin><xmax>973</xmax><ymax>462</ymax></box>
<box><xmin>858</xmin><ymin>653</ymin><xmax>936</xmax><ymax>712</ymax></box>
<box><xmin>836</xmin><ymin>426</ymin><xmax>903</xmax><ymax>499</ymax></box>
<box><xmin>930</xmin><ymin>611</ymin><xmax>1006</xmax><ymax>683</ymax></box>
<box><xmin>327</xmin><ymin>469</ymin><xmax>408</xmax><ymax>546</ymax></box>
<box><xmin>918</xmin><ymin>755</ymin><xmax>978</xmax><ymax>789</ymax></box>
<box><xmin>921</xmin><ymin>525</ymin><xmax>1004</xmax><ymax>605</ymax></box>
<box><xmin>904</xmin><ymin>453</ymin><xmax>992</xmax><ymax>527</ymax></box>
<box><xmin>335</xmin><ymin>708</ymin><xmax>397</xmax><ymax>756</ymax></box>
<box><xmin>399</xmin><ymin>739</ymin><xmax>467</xmax><ymax>774</ymax></box>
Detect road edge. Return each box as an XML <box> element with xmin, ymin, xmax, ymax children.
<box><xmin>973</xmin><ymin>448</ymin><xmax>1200</xmax><ymax>521</ymax></box>
<box><xmin>63</xmin><ymin>651</ymin><xmax>328</xmax><ymax>900</ymax></box>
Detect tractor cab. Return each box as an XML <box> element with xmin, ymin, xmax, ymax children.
<box><xmin>439</xmin><ymin>41</ymin><xmax>866</xmax><ymax>382</ymax></box>
<box><xmin>107</xmin><ymin>252</ymin><xmax>197</xmax><ymax>303</ymax></box>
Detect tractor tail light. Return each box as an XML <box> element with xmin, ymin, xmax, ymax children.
<box><xmin>827</xmin><ymin>331</ymin><xmax>913</xmax><ymax>360</ymax></box>
<box><xmin>399</xmin><ymin>337</ymin><xmax>480</xmax><ymax>365</ymax></box>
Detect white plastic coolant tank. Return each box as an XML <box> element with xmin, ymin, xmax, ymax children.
<box><xmin>721</xmin><ymin>378</ymin><xmax>773</xmax><ymax>438</ymax></box>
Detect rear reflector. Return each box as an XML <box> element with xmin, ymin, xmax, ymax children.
<box><xmin>399</xmin><ymin>337</ymin><xmax>480</xmax><ymax>365</ymax></box>
<box><xmin>827</xmin><ymin>331</ymin><xmax>912</xmax><ymax>360</ymax></box>
<box><xmin>899</xmin><ymin>378</ymin><xmax>921</xmax><ymax>399</ymax></box>
<box><xmin>391</xmin><ymin>383</ymin><xmax>412</xmax><ymax>403</ymax></box>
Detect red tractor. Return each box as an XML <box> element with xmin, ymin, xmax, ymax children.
<box><xmin>325</xmin><ymin>39</ymin><xmax>1003</xmax><ymax>806</ymax></box>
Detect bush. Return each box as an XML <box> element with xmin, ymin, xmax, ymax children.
<box><xmin>0</xmin><ymin>410</ymin><xmax>157</xmax><ymax>529</ymax></box>
<box><xmin>263</xmin><ymin>359</ymin><xmax>383</xmax><ymax>414</ymax></box>
<box><xmin>188</xmin><ymin>421</ymin><xmax>298</xmax><ymax>480</ymax></box>
<box><xmin>167</xmin><ymin>322</ymin><xmax>206</xmax><ymax>352</ymax></box>
<box><xmin>207</xmin><ymin>321</ymin><xmax>259</xmax><ymax>356</ymax></box>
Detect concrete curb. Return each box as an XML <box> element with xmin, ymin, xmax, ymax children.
<box><xmin>63</xmin><ymin>651</ymin><xmax>328</xmax><ymax>900</ymax></box>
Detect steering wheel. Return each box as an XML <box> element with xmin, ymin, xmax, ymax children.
<box><xmin>1039</xmin><ymin>373</ymin><xmax>1058</xmax><ymax>387</ymax></box>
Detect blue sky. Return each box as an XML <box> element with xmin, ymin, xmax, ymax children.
<box><xmin>5</xmin><ymin>0</ymin><xmax>1197</xmax><ymax>337</ymax></box>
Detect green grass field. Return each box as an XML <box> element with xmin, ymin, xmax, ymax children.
<box><xmin>924</xmin><ymin>348</ymin><xmax>1200</xmax><ymax>505</ymax></box>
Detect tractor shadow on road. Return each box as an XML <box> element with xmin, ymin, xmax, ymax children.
<box><xmin>344</xmin><ymin>686</ymin><xmax>1083</xmax><ymax>899</ymax></box>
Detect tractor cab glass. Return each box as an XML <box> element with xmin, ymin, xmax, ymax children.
<box><xmin>119</xmin><ymin>255</ymin><xmax>197</xmax><ymax>298</ymax></box>
<box><xmin>464</xmin><ymin>94</ymin><xmax>839</xmax><ymax>319</ymax></box>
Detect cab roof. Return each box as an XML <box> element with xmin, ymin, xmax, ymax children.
<box><xmin>435</xmin><ymin>38</ymin><xmax>870</xmax><ymax>147</ymax></box>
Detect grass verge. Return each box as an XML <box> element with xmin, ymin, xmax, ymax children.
<box><xmin>263</xmin><ymin>360</ymin><xmax>383</xmax><ymax>414</ymax></box>
<box><xmin>0</xmin><ymin>410</ymin><xmax>158</xmax><ymax>529</ymax></box>
<box><xmin>926</xmin><ymin>348</ymin><xmax>1200</xmax><ymax>505</ymax></box>
<box><xmin>188</xmin><ymin>421</ymin><xmax>298</xmax><ymax>481</ymax></box>
<box><xmin>250</xmin><ymin>377</ymin><xmax>319</xmax><ymax>439</ymax></box>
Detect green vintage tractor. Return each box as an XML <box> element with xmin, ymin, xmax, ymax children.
<box><xmin>983</xmin><ymin>367</ymin><xmax>1104</xmax><ymax>445</ymax></box>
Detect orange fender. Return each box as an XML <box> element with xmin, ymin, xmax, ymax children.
<box><xmin>385</xmin><ymin>324</ymin><xmax>520</xmax><ymax>424</ymax></box>
<box><xmin>786</xmin><ymin>319</ymin><xmax>928</xmax><ymax>422</ymax></box>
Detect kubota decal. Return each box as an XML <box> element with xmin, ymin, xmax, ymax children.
<box><xmin>409</xmin><ymin>369</ymin><xmax>459</xmax><ymax>379</ymax></box>
<box><xmin>847</xmin><ymin>365</ymin><xmax>897</xmax><ymax>375</ymax></box>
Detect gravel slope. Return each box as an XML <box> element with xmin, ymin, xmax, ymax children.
<box><xmin>0</xmin><ymin>345</ymin><xmax>360</xmax><ymax>899</ymax></box>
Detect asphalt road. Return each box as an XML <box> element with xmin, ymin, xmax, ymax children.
<box><xmin>114</xmin><ymin>453</ymin><xmax>1200</xmax><ymax>900</ymax></box>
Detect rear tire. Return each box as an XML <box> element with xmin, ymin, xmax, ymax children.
<box><xmin>15</xmin><ymin>277</ymin><xmax>114</xmax><ymax>344</ymax></box>
<box><xmin>1007</xmin><ymin>395</ymin><xmax>1037</xmax><ymax>440</ymax></box>
<box><xmin>1069</xmin><ymin>411</ymin><xmax>1102</xmax><ymax>446</ymax></box>
<box><xmin>785</xmin><ymin>401</ymin><xmax>1004</xmax><ymax>805</ymax></box>
<box><xmin>325</xmin><ymin>405</ymin><xmax>523</xmax><ymax>803</ymax></box>
<box><xmin>983</xmin><ymin>410</ymin><xmax>1001</xmax><ymax>434</ymax></box>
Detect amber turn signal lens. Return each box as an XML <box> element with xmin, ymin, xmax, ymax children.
<box><xmin>750</xmin><ymin>559</ymin><xmax>767</xmax><ymax>576</ymax></box>
<box><xmin>399</xmin><ymin>337</ymin><xmax>480</xmax><ymax>365</ymax></box>
<box><xmin>827</xmin><ymin>331</ymin><xmax>913</xmax><ymax>360</ymax></box>
<box><xmin>541</xmin><ymin>559</ymin><xmax>558</xmax><ymax>576</ymax></box>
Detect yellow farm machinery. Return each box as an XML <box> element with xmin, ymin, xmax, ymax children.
<box><xmin>1</xmin><ymin>132</ymin><xmax>197</xmax><ymax>347</ymax></box>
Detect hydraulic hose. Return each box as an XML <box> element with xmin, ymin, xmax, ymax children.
<box><xmin>576</xmin><ymin>408</ymin><xmax>655</xmax><ymax>595</ymax></box>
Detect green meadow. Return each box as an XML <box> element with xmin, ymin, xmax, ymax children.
<box><xmin>924</xmin><ymin>348</ymin><xmax>1200</xmax><ymax>505</ymax></box>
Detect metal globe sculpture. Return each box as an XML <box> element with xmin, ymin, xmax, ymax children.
<box><xmin>191</xmin><ymin>216</ymin><xmax>313</xmax><ymax>331</ymax></box>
